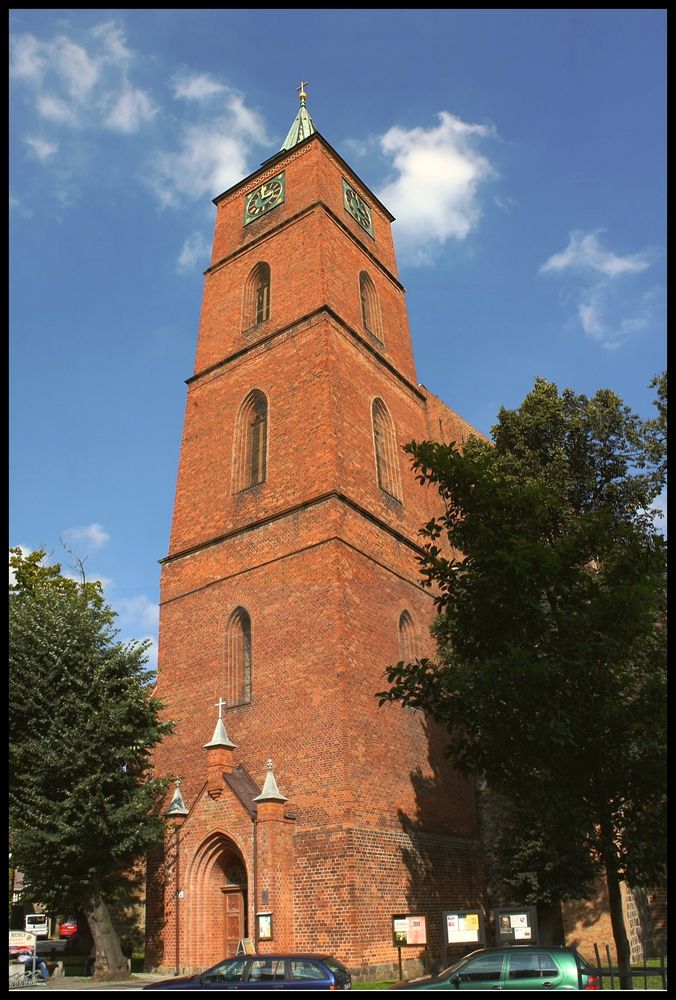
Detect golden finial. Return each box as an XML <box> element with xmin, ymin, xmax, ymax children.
<box><xmin>297</xmin><ymin>80</ymin><xmax>308</xmax><ymax>105</ymax></box>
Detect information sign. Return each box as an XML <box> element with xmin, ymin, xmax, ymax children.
<box><xmin>392</xmin><ymin>914</ymin><xmax>427</xmax><ymax>946</ymax></box>
<box><xmin>493</xmin><ymin>906</ymin><xmax>538</xmax><ymax>944</ymax></box>
<box><xmin>9</xmin><ymin>931</ymin><xmax>37</xmax><ymax>948</ymax></box>
<box><xmin>443</xmin><ymin>909</ymin><xmax>485</xmax><ymax>946</ymax></box>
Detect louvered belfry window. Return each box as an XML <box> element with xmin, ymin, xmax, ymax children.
<box><xmin>225</xmin><ymin>607</ymin><xmax>252</xmax><ymax>706</ymax></box>
<box><xmin>372</xmin><ymin>397</ymin><xmax>402</xmax><ymax>501</ymax></box>
<box><xmin>233</xmin><ymin>389</ymin><xmax>268</xmax><ymax>491</ymax></box>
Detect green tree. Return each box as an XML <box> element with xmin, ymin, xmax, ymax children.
<box><xmin>379</xmin><ymin>376</ymin><xmax>666</xmax><ymax>989</ymax></box>
<box><xmin>9</xmin><ymin>548</ymin><xmax>174</xmax><ymax>980</ymax></box>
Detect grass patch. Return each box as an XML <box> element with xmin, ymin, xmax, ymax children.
<box><xmin>353</xmin><ymin>982</ymin><xmax>397</xmax><ymax>990</ymax></box>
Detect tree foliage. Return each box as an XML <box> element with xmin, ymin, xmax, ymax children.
<box><xmin>379</xmin><ymin>376</ymin><xmax>666</xmax><ymax>985</ymax></box>
<box><xmin>9</xmin><ymin>548</ymin><xmax>174</xmax><ymax>979</ymax></box>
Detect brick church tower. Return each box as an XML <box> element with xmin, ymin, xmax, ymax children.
<box><xmin>146</xmin><ymin>86</ymin><xmax>486</xmax><ymax>981</ymax></box>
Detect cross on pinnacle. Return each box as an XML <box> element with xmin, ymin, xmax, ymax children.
<box><xmin>215</xmin><ymin>697</ymin><xmax>227</xmax><ymax>719</ymax></box>
<box><xmin>297</xmin><ymin>81</ymin><xmax>308</xmax><ymax>104</ymax></box>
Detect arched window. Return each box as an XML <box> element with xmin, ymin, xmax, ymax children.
<box><xmin>224</xmin><ymin>607</ymin><xmax>252</xmax><ymax>706</ymax></box>
<box><xmin>232</xmin><ymin>389</ymin><xmax>268</xmax><ymax>491</ymax></box>
<box><xmin>399</xmin><ymin>610</ymin><xmax>417</xmax><ymax>664</ymax></box>
<box><xmin>243</xmin><ymin>262</ymin><xmax>271</xmax><ymax>330</ymax></box>
<box><xmin>359</xmin><ymin>271</ymin><xmax>383</xmax><ymax>343</ymax></box>
<box><xmin>372</xmin><ymin>397</ymin><xmax>402</xmax><ymax>501</ymax></box>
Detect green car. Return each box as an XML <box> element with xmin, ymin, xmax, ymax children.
<box><xmin>389</xmin><ymin>946</ymin><xmax>600</xmax><ymax>990</ymax></box>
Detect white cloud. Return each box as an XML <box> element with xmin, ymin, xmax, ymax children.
<box><xmin>11</xmin><ymin>22</ymin><xmax>155</xmax><ymax>141</ymax></box>
<box><xmin>376</xmin><ymin>111</ymin><xmax>496</xmax><ymax>264</ymax></box>
<box><xmin>90</xmin><ymin>22</ymin><xmax>133</xmax><ymax>65</ymax></box>
<box><xmin>9</xmin><ymin>33</ymin><xmax>46</xmax><ymax>85</ymax></box>
<box><xmin>116</xmin><ymin>594</ymin><xmax>159</xmax><ymax>633</ymax></box>
<box><xmin>541</xmin><ymin>230</ymin><xmax>657</xmax><ymax>348</ymax></box>
<box><xmin>36</xmin><ymin>93</ymin><xmax>78</xmax><ymax>125</ymax></box>
<box><xmin>52</xmin><ymin>35</ymin><xmax>100</xmax><ymax>102</ymax></box>
<box><xmin>104</xmin><ymin>87</ymin><xmax>157</xmax><ymax>133</ymax></box>
<box><xmin>177</xmin><ymin>231</ymin><xmax>211</xmax><ymax>275</ymax></box>
<box><xmin>149</xmin><ymin>104</ymin><xmax>268</xmax><ymax>206</ymax></box>
<box><xmin>23</xmin><ymin>135</ymin><xmax>58</xmax><ymax>160</ymax></box>
<box><xmin>61</xmin><ymin>522</ymin><xmax>111</xmax><ymax>552</ymax></box>
<box><xmin>172</xmin><ymin>72</ymin><xmax>227</xmax><ymax>102</ymax></box>
<box><xmin>540</xmin><ymin>230</ymin><xmax>651</xmax><ymax>278</ymax></box>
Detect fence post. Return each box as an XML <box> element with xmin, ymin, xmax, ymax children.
<box><xmin>605</xmin><ymin>944</ymin><xmax>614</xmax><ymax>990</ymax></box>
<box><xmin>593</xmin><ymin>944</ymin><xmax>604</xmax><ymax>991</ymax></box>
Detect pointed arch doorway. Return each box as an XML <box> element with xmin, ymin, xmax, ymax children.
<box><xmin>188</xmin><ymin>833</ymin><xmax>249</xmax><ymax>968</ymax></box>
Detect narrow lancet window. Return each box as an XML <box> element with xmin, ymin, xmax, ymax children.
<box><xmin>372</xmin><ymin>397</ymin><xmax>402</xmax><ymax>501</ymax></box>
<box><xmin>243</xmin><ymin>262</ymin><xmax>271</xmax><ymax>330</ymax></box>
<box><xmin>233</xmin><ymin>389</ymin><xmax>268</xmax><ymax>491</ymax></box>
<box><xmin>224</xmin><ymin>607</ymin><xmax>252</xmax><ymax>706</ymax></box>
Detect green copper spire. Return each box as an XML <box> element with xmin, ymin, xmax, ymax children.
<box><xmin>281</xmin><ymin>80</ymin><xmax>317</xmax><ymax>150</ymax></box>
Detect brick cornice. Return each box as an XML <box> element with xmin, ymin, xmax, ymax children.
<box><xmin>159</xmin><ymin>490</ymin><xmax>425</xmax><ymax>568</ymax></box>
<box><xmin>186</xmin><ymin>305</ymin><xmax>425</xmax><ymax>403</ymax></box>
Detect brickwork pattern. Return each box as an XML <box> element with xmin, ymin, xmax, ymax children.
<box><xmin>148</xmin><ymin>130</ymin><xmax>487</xmax><ymax>975</ymax></box>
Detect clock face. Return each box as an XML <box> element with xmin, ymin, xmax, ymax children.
<box><xmin>343</xmin><ymin>179</ymin><xmax>374</xmax><ymax>238</ymax></box>
<box><xmin>244</xmin><ymin>172</ymin><xmax>286</xmax><ymax>225</ymax></box>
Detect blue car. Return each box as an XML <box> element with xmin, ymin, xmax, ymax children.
<box><xmin>142</xmin><ymin>953</ymin><xmax>352</xmax><ymax>990</ymax></box>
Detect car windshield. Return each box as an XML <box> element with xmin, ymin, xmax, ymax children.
<box><xmin>435</xmin><ymin>955</ymin><xmax>476</xmax><ymax>979</ymax></box>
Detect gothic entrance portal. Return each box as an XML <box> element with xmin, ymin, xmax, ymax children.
<box><xmin>188</xmin><ymin>834</ymin><xmax>249</xmax><ymax>968</ymax></box>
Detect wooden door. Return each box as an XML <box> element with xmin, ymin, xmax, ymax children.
<box><xmin>222</xmin><ymin>887</ymin><xmax>245</xmax><ymax>957</ymax></box>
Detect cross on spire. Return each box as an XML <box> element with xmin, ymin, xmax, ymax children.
<box><xmin>214</xmin><ymin>697</ymin><xmax>227</xmax><ymax>719</ymax></box>
<box><xmin>297</xmin><ymin>80</ymin><xmax>308</xmax><ymax>105</ymax></box>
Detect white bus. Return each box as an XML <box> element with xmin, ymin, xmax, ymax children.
<box><xmin>24</xmin><ymin>913</ymin><xmax>49</xmax><ymax>938</ymax></box>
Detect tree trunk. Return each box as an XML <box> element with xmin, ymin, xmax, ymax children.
<box><xmin>536</xmin><ymin>900</ymin><xmax>564</xmax><ymax>946</ymax></box>
<box><xmin>84</xmin><ymin>895</ymin><xmax>130</xmax><ymax>981</ymax></box>
<box><xmin>600</xmin><ymin>821</ymin><xmax>633</xmax><ymax>990</ymax></box>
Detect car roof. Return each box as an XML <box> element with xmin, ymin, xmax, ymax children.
<box><xmin>462</xmin><ymin>946</ymin><xmax>577</xmax><ymax>956</ymax></box>
<box><xmin>224</xmin><ymin>953</ymin><xmax>337</xmax><ymax>961</ymax></box>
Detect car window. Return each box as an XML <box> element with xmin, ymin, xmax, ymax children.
<box><xmin>456</xmin><ymin>953</ymin><xmax>505</xmax><ymax>982</ymax></box>
<box><xmin>246</xmin><ymin>958</ymin><xmax>286</xmax><ymax>982</ymax></box>
<box><xmin>202</xmin><ymin>958</ymin><xmax>247</xmax><ymax>983</ymax></box>
<box><xmin>290</xmin><ymin>959</ymin><xmax>327</xmax><ymax>981</ymax></box>
<box><xmin>323</xmin><ymin>957</ymin><xmax>351</xmax><ymax>981</ymax></box>
<box><xmin>508</xmin><ymin>953</ymin><xmax>560</xmax><ymax>981</ymax></box>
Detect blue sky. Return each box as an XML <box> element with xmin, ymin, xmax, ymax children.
<box><xmin>9</xmin><ymin>9</ymin><xmax>667</xmax><ymax>669</ymax></box>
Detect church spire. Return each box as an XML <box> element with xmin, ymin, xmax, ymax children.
<box><xmin>280</xmin><ymin>80</ymin><xmax>317</xmax><ymax>150</ymax></box>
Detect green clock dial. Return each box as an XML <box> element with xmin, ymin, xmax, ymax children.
<box><xmin>343</xmin><ymin>179</ymin><xmax>374</xmax><ymax>238</ymax></box>
<box><xmin>244</xmin><ymin>172</ymin><xmax>286</xmax><ymax>225</ymax></box>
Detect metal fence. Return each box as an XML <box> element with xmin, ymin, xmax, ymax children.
<box><xmin>588</xmin><ymin>942</ymin><xmax>668</xmax><ymax>990</ymax></box>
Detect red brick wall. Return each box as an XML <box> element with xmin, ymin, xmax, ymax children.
<box><xmin>147</xmin><ymin>131</ymin><xmax>486</xmax><ymax>978</ymax></box>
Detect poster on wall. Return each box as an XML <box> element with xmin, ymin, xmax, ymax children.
<box><xmin>392</xmin><ymin>914</ymin><xmax>428</xmax><ymax>946</ymax></box>
<box><xmin>493</xmin><ymin>906</ymin><xmax>538</xmax><ymax>944</ymax></box>
<box><xmin>256</xmin><ymin>912</ymin><xmax>273</xmax><ymax>941</ymax></box>
<box><xmin>443</xmin><ymin>910</ymin><xmax>485</xmax><ymax>946</ymax></box>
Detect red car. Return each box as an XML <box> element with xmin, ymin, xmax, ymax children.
<box><xmin>58</xmin><ymin>917</ymin><xmax>78</xmax><ymax>939</ymax></box>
